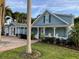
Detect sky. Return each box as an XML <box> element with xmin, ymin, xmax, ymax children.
<box><xmin>5</xmin><ymin>0</ymin><xmax>79</xmax><ymax>18</ymax></box>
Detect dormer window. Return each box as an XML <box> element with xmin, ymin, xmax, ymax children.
<box><xmin>43</xmin><ymin>16</ymin><xmax>45</xmax><ymax>23</ymax></box>
<box><xmin>49</xmin><ymin>14</ymin><xmax>51</xmax><ymax>23</ymax></box>
<box><xmin>43</xmin><ymin>13</ymin><xmax>51</xmax><ymax>24</ymax></box>
<box><xmin>45</xmin><ymin>13</ymin><xmax>49</xmax><ymax>24</ymax></box>
<box><xmin>45</xmin><ymin>14</ymin><xmax>49</xmax><ymax>24</ymax></box>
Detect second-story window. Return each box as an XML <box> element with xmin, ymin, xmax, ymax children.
<box><xmin>43</xmin><ymin>16</ymin><xmax>45</xmax><ymax>23</ymax></box>
<box><xmin>43</xmin><ymin>13</ymin><xmax>51</xmax><ymax>24</ymax></box>
<box><xmin>49</xmin><ymin>14</ymin><xmax>51</xmax><ymax>23</ymax></box>
<box><xmin>45</xmin><ymin>13</ymin><xmax>49</xmax><ymax>24</ymax></box>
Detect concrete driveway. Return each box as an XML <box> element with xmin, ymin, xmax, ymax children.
<box><xmin>0</xmin><ymin>36</ymin><xmax>38</xmax><ymax>52</ymax></box>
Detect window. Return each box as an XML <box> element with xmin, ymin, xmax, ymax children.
<box><xmin>49</xmin><ymin>15</ymin><xmax>51</xmax><ymax>23</ymax></box>
<box><xmin>43</xmin><ymin>13</ymin><xmax>51</xmax><ymax>24</ymax></box>
<box><xmin>45</xmin><ymin>13</ymin><xmax>49</xmax><ymax>24</ymax></box>
<box><xmin>43</xmin><ymin>16</ymin><xmax>45</xmax><ymax>23</ymax></box>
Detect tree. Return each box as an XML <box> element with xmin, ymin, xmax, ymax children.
<box><xmin>0</xmin><ymin>0</ymin><xmax>3</xmax><ymax>39</ymax></box>
<box><xmin>0</xmin><ymin>0</ymin><xmax>4</xmax><ymax>5</ymax></box>
<box><xmin>74</xmin><ymin>16</ymin><xmax>79</xmax><ymax>24</ymax></box>
<box><xmin>12</xmin><ymin>12</ymin><xmax>27</xmax><ymax>23</ymax></box>
<box><xmin>0</xmin><ymin>0</ymin><xmax>5</xmax><ymax>38</ymax></box>
<box><xmin>32</xmin><ymin>18</ymin><xmax>35</xmax><ymax>23</ymax></box>
<box><xmin>27</xmin><ymin>0</ymin><xmax>32</xmax><ymax>54</ymax></box>
<box><xmin>12</xmin><ymin>12</ymin><xmax>20</xmax><ymax>22</ymax></box>
<box><xmin>5</xmin><ymin>7</ymin><xmax>13</xmax><ymax>17</ymax></box>
<box><xmin>69</xmin><ymin>24</ymin><xmax>79</xmax><ymax>47</ymax></box>
<box><xmin>19</xmin><ymin>13</ymin><xmax>27</xmax><ymax>23</ymax></box>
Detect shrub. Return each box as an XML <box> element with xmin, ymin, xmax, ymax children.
<box><xmin>44</xmin><ymin>37</ymin><xmax>55</xmax><ymax>44</ymax></box>
<box><xmin>40</xmin><ymin>33</ymin><xmax>45</xmax><ymax>41</ymax></box>
<box><xmin>49</xmin><ymin>37</ymin><xmax>55</xmax><ymax>44</ymax></box>
<box><xmin>66</xmin><ymin>38</ymin><xmax>75</xmax><ymax>47</ymax></box>
<box><xmin>69</xmin><ymin>26</ymin><xmax>79</xmax><ymax>47</ymax></box>
<box><xmin>60</xmin><ymin>39</ymin><xmax>66</xmax><ymax>46</ymax></box>
<box><xmin>56</xmin><ymin>38</ymin><xmax>61</xmax><ymax>45</ymax></box>
<box><xmin>31</xmin><ymin>32</ymin><xmax>35</xmax><ymax>40</ymax></box>
<box><xmin>19</xmin><ymin>34</ymin><xmax>27</xmax><ymax>39</ymax></box>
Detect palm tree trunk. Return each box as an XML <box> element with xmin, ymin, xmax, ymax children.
<box><xmin>0</xmin><ymin>0</ymin><xmax>4</xmax><ymax>40</ymax></box>
<box><xmin>0</xmin><ymin>7</ymin><xmax>2</xmax><ymax>40</ymax></box>
<box><xmin>27</xmin><ymin>0</ymin><xmax>32</xmax><ymax>54</ymax></box>
<box><xmin>2</xmin><ymin>0</ymin><xmax>5</xmax><ymax>35</ymax></box>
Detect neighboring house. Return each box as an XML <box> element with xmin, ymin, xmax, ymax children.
<box><xmin>5</xmin><ymin>16</ymin><xmax>13</xmax><ymax>25</ymax></box>
<box><xmin>4</xmin><ymin>10</ymin><xmax>74</xmax><ymax>40</ymax></box>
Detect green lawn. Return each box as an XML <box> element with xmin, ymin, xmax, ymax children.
<box><xmin>0</xmin><ymin>43</ymin><xmax>79</xmax><ymax>59</ymax></box>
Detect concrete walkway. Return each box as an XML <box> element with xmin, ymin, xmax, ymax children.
<box><xmin>0</xmin><ymin>36</ymin><xmax>39</xmax><ymax>52</ymax></box>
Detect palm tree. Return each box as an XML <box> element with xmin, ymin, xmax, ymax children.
<box><xmin>27</xmin><ymin>0</ymin><xmax>32</xmax><ymax>54</ymax></box>
<box><xmin>0</xmin><ymin>0</ymin><xmax>4</xmax><ymax>39</ymax></box>
<box><xmin>1</xmin><ymin>0</ymin><xmax>6</xmax><ymax>35</ymax></box>
<box><xmin>19</xmin><ymin>13</ymin><xmax>27</xmax><ymax>23</ymax></box>
<box><xmin>74</xmin><ymin>17</ymin><xmax>79</xmax><ymax>24</ymax></box>
<box><xmin>5</xmin><ymin>7</ymin><xmax>13</xmax><ymax>17</ymax></box>
<box><xmin>12</xmin><ymin>12</ymin><xmax>20</xmax><ymax>22</ymax></box>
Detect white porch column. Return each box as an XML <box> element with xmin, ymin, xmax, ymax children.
<box><xmin>37</xmin><ymin>27</ymin><xmax>39</xmax><ymax>39</ymax></box>
<box><xmin>18</xmin><ymin>27</ymin><xmax>19</xmax><ymax>37</ymax></box>
<box><xmin>23</xmin><ymin>27</ymin><xmax>25</xmax><ymax>34</ymax></box>
<box><xmin>54</xmin><ymin>27</ymin><xmax>56</xmax><ymax>37</ymax></box>
<box><xmin>24</xmin><ymin>27</ymin><xmax>26</xmax><ymax>35</ymax></box>
<box><xmin>66</xmin><ymin>27</ymin><xmax>69</xmax><ymax>39</ymax></box>
<box><xmin>0</xmin><ymin>3</ymin><xmax>2</xmax><ymax>40</ymax></box>
<box><xmin>43</xmin><ymin>27</ymin><xmax>45</xmax><ymax>36</ymax></box>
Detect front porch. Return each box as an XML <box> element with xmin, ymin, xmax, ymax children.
<box><xmin>32</xmin><ymin>26</ymin><xmax>69</xmax><ymax>39</ymax></box>
<box><xmin>4</xmin><ymin>25</ymin><xmax>69</xmax><ymax>40</ymax></box>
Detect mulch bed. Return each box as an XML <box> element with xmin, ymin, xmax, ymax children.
<box><xmin>20</xmin><ymin>49</ymin><xmax>41</xmax><ymax>59</ymax></box>
<box><xmin>53</xmin><ymin>43</ymin><xmax>79</xmax><ymax>51</ymax></box>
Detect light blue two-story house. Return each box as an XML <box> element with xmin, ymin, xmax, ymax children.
<box><xmin>4</xmin><ymin>10</ymin><xmax>74</xmax><ymax>40</ymax></box>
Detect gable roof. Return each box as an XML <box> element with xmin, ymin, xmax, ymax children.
<box><xmin>51</xmin><ymin>13</ymin><xmax>69</xmax><ymax>25</ymax></box>
<box><xmin>32</xmin><ymin>10</ymin><xmax>70</xmax><ymax>26</ymax></box>
<box><xmin>32</xmin><ymin>10</ymin><xmax>47</xmax><ymax>25</ymax></box>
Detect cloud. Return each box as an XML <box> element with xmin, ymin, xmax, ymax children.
<box><xmin>5</xmin><ymin>0</ymin><xmax>79</xmax><ymax>17</ymax></box>
<box><xmin>32</xmin><ymin>5</ymin><xmax>47</xmax><ymax>8</ymax></box>
<box><xmin>49</xmin><ymin>6</ymin><xmax>79</xmax><ymax>12</ymax></box>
